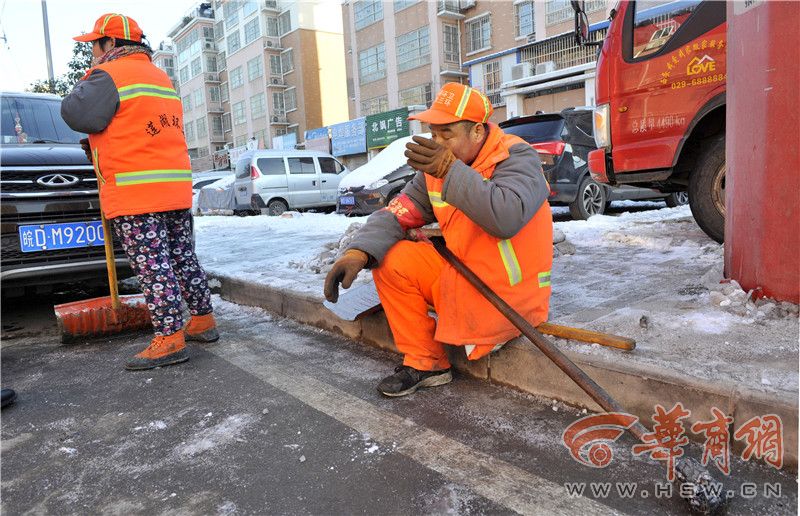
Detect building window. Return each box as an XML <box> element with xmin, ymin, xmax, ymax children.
<box><xmin>230</xmin><ymin>66</ymin><xmax>244</xmax><ymax>89</ymax></box>
<box><xmin>233</xmin><ymin>101</ymin><xmax>246</xmax><ymax>125</ymax></box>
<box><xmin>242</xmin><ymin>0</ymin><xmax>258</xmax><ymax>18</ymax></box>
<box><xmin>235</xmin><ymin>134</ymin><xmax>247</xmax><ymax>147</ymax></box>
<box><xmin>272</xmin><ymin>92</ymin><xmax>285</xmax><ymax>115</ymax></box>
<box><xmin>278</xmin><ymin>11</ymin><xmax>291</xmax><ymax>35</ymax></box>
<box><xmin>546</xmin><ymin>0</ymin><xmax>603</xmax><ymax>26</ymax></box>
<box><xmin>222</xmin><ymin>112</ymin><xmax>232</xmax><ymax>132</ymax></box>
<box><xmin>179</xmin><ymin>66</ymin><xmax>189</xmax><ymax>84</ymax></box>
<box><xmin>360</xmin><ymin>95</ymin><xmax>388</xmax><ymax>115</ymax></box>
<box><xmin>185</xmin><ymin>120</ymin><xmax>195</xmax><ymax>142</ymax></box>
<box><xmin>227</xmin><ymin>31</ymin><xmax>241</xmax><ymax>54</ymax></box>
<box><xmin>194</xmin><ymin>88</ymin><xmax>204</xmax><ymax>107</ymax></box>
<box><xmin>223</xmin><ymin>2</ymin><xmax>238</xmax><ymax>28</ymax></box>
<box><xmin>182</xmin><ymin>95</ymin><xmax>192</xmax><ymax>112</ymax></box>
<box><xmin>269</xmin><ymin>54</ymin><xmax>282</xmax><ymax>75</ymax></box>
<box><xmin>394</xmin><ymin>0</ymin><xmax>419</xmax><ymax>12</ymax></box>
<box><xmin>212</xmin><ymin>115</ymin><xmax>223</xmax><ymax>134</ymax></box>
<box><xmin>191</xmin><ymin>57</ymin><xmax>202</xmax><ymax>77</ymax></box>
<box><xmin>285</xmin><ymin>88</ymin><xmax>297</xmax><ymax>111</ymax></box>
<box><xmin>206</xmin><ymin>55</ymin><xmax>218</xmax><ymax>72</ymax></box>
<box><xmin>443</xmin><ymin>24</ymin><xmax>460</xmax><ymax>63</ymax></box>
<box><xmin>220</xmin><ymin>82</ymin><xmax>229</xmax><ymax>102</ymax></box>
<box><xmin>483</xmin><ymin>60</ymin><xmax>503</xmax><ymax>105</ymax></box>
<box><xmin>251</xmin><ymin>93</ymin><xmax>266</xmax><ymax>119</ymax></box>
<box><xmin>354</xmin><ymin>0</ymin><xmax>383</xmax><ymax>30</ymax></box>
<box><xmin>358</xmin><ymin>43</ymin><xmax>385</xmax><ymax>85</ymax></box>
<box><xmin>399</xmin><ymin>83</ymin><xmax>432</xmax><ymax>107</ymax></box>
<box><xmin>197</xmin><ymin>147</ymin><xmax>209</xmax><ymax>158</ymax></box>
<box><xmin>203</xmin><ymin>26</ymin><xmax>214</xmax><ymax>40</ymax></box>
<box><xmin>196</xmin><ymin>115</ymin><xmax>207</xmax><ymax>138</ymax></box>
<box><xmin>209</xmin><ymin>85</ymin><xmax>220</xmax><ymax>102</ymax></box>
<box><xmin>280</xmin><ymin>49</ymin><xmax>293</xmax><ymax>74</ymax></box>
<box><xmin>244</xmin><ymin>18</ymin><xmax>260</xmax><ymax>44</ymax></box>
<box><xmin>467</xmin><ymin>14</ymin><xmax>491</xmax><ymax>53</ymax></box>
<box><xmin>275</xmin><ymin>127</ymin><xmax>287</xmax><ymax>136</ymax></box>
<box><xmin>218</xmin><ymin>51</ymin><xmax>227</xmax><ymax>71</ymax></box>
<box><xmin>266</xmin><ymin>17</ymin><xmax>279</xmax><ymax>37</ymax></box>
<box><xmin>396</xmin><ymin>27</ymin><xmax>430</xmax><ymax>73</ymax></box>
<box><xmin>516</xmin><ymin>1</ymin><xmax>535</xmax><ymax>38</ymax></box>
<box><xmin>248</xmin><ymin>56</ymin><xmax>263</xmax><ymax>81</ymax></box>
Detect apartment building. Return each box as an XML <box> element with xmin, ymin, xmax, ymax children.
<box><xmin>168</xmin><ymin>3</ymin><xmax>226</xmax><ymax>171</ymax></box>
<box><xmin>152</xmin><ymin>42</ymin><xmax>179</xmax><ymax>93</ymax></box>
<box><xmin>214</xmin><ymin>0</ymin><xmax>348</xmax><ymax>155</ymax></box>
<box><xmin>342</xmin><ymin>0</ymin><xmax>611</xmax><ymax>124</ymax></box>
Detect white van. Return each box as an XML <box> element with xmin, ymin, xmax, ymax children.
<box><xmin>233</xmin><ymin>150</ymin><xmax>350</xmax><ymax>216</ymax></box>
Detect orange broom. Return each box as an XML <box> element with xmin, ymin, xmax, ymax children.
<box><xmin>55</xmin><ymin>176</ymin><xmax>152</xmax><ymax>342</ymax></box>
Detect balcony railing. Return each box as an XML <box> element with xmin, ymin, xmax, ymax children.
<box><xmin>205</xmin><ymin>72</ymin><xmax>220</xmax><ymax>83</ymax></box>
<box><xmin>437</xmin><ymin>0</ymin><xmax>464</xmax><ymax>18</ymax></box>
<box><xmin>267</xmin><ymin>76</ymin><xmax>287</xmax><ymax>87</ymax></box>
<box><xmin>263</xmin><ymin>0</ymin><xmax>279</xmax><ymax>11</ymax></box>
<box><xmin>440</xmin><ymin>61</ymin><xmax>467</xmax><ymax>76</ymax></box>
<box><xmin>486</xmin><ymin>92</ymin><xmax>504</xmax><ymax>106</ymax></box>
<box><xmin>518</xmin><ymin>27</ymin><xmax>608</xmax><ymax>73</ymax></box>
<box><xmin>270</xmin><ymin>114</ymin><xmax>289</xmax><ymax>124</ymax></box>
<box><xmin>207</xmin><ymin>101</ymin><xmax>223</xmax><ymax>112</ymax></box>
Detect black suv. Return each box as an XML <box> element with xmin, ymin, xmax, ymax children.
<box><xmin>1</xmin><ymin>92</ymin><xmax>129</xmax><ymax>295</ymax></box>
<box><xmin>500</xmin><ymin>108</ymin><xmax>687</xmax><ymax>220</ymax></box>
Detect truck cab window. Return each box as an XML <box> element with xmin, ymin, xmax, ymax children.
<box><xmin>632</xmin><ymin>1</ymin><xmax>701</xmax><ymax>59</ymax></box>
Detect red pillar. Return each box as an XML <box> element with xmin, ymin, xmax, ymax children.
<box><xmin>725</xmin><ymin>1</ymin><xmax>800</xmax><ymax>303</ymax></box>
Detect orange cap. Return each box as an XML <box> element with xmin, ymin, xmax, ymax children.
<box><xmin>408</xmin><ymin>82</ymin><xmax>494</xmax><ymax>125</ymax></box>
<box><xmin>73</xmin><ymin>13</ymin><xmax>144</xmax><ymax>43</ymax></box>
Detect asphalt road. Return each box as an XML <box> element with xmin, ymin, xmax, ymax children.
<box><xmin>1</xmin><ymin>291</ymin><xmax>796</xmax><ymax>515</ymax></box>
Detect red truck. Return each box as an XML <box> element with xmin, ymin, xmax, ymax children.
<box><xmin>574</xmin><ymin>0</ymin><xmax>726</xmax><ymax>242</ymax></box>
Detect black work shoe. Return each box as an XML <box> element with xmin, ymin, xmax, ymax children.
<box><xmin>125</xmin><ymin>349</ymin><xmax>189</xmax><ymax>371</ymax></box>
<box><xmin>1</xmin><ymin>388</ymin><xmax>17</xmax><ymax>409</ymax></box>
<box><xmin>377</xmin><ymin>365</ymin><xmax>452</xmax><ymax>397</ymax></box>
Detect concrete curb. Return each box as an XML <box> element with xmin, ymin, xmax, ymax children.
<box><xmin>211</xmin><ymin>273</ymin><xmax>798</xmax><ymax>469</ymax></box>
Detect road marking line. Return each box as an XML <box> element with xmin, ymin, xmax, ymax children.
<box><xmin>208</xmin><ymin>345</ymin><xmax>614</xmax><ymax>515</ymax></box>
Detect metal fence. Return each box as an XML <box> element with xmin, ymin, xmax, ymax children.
<box><xmin>518</xmin><ymin>27</ymin><xmax>607</xmax><ymax>73</ymax></box>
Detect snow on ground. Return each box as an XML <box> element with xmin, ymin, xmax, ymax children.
<box><xmin>194</xmin><ymin>205</ymin><xmax>799</xmax><ymax>393</ymax></box>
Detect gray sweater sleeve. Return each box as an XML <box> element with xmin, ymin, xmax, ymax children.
<box><xmin>440</xmin><ymin>142</ymin><xmax>549</xmax><ymax>239</ymax></box>
<box><xmin>346</xmin><ymin>170</ymin><xmax>435</xmax><ymax>266</ymax></box>
<box><xmin>61</xmin><ymin>69</ymin><xmax>120</xmax><ymax>134</ymax></box>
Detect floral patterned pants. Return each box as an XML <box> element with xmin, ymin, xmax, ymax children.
<box><xmin>112</xmin><ymin>209</ymin><xmax>212</xmax><ymax>336</ymax></box>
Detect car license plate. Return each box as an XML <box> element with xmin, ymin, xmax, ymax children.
<box><xmin>18</xmin><ymin>220</ymin><xmax>105</xmax><ymax>253</ymax></box>
<box><xmin>339</xmin><ymin>196</ymin><xmax>355</xmax><ymax>206</ymax></box>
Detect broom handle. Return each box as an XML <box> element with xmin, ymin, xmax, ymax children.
<box><xmin>430</xmin><ymin>237</ymin><xmax>649</xmax><ymax>442</ymax></box>
<box><xmin>101</xmin><ymin>213</ymin><xmax>121</xmax><ymax>310</ymax></box>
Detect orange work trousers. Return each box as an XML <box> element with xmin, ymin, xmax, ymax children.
<box><xmin>372</xmin><ymin>240</ymin><xmax>500</xmax><ymax>371</ymax></box>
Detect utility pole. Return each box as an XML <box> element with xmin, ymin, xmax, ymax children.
<box><xmin>41</xmin><ymin>0</ymin><xmax>55</xmax><ymax>92</ymax></box>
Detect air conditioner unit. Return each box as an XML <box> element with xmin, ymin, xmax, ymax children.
<box><xmin>272</xmin><ymin>116</ymin><xmax>279</xmax><ymax>122</ymax></box>
<box><xmin>535</xmin><ymin>61</ymin><xmax>557</xmax><ymax>75</ymax></box>
<box><xmin>271</xmin><ymin>77</ymin><xmax>281</xmax><ymax>85</ymax></box>
<box><xmin>511</xmin><ymin>62</ymin><xmax>532</xmax><ymax>81</ymax></box>
<box><xmin>266</xmin><ymin>40</ymin><xmax>274</xmax><ymax>47</ymax></box>
<box><xmin>459</xmin><ymin>0</ymin><xmax>476</xmax><ymax>9</ymax></box>
<box><xmin>205</xmin><ymin>42</ymin><xmax>214</xmax><ymax>49</ymax></box>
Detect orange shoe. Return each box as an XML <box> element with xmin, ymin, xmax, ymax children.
<box><xmin>184</xmin><ymin>313</ymin><xmax>219</xmax><ymax>343</ymax></box>
<box><xmin>125</xmin><ymin>332</ymin><xmax>189</xmax><ymax>371</ymax></box>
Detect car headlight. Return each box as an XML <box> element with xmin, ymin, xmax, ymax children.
<box><xmin>593</xmin><ymin>103</ymin><xmax>611</xmax><ymax>149</ymax></box>
<box><xmin>368</xmin><ymin>179</ymin><xmax>389</xmax><ymax>190</ymax></box>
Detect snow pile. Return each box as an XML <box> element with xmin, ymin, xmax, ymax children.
<box><xmin>289</xmin><ymin>222</ymin><xmax>364</xmax><ymax>274</ymax></box>
<box><xmin>338</xmin><ymin>133</ymin><xmax>430</xmax><ymax>190</ymax></box>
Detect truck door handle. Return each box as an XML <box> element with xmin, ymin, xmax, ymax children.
<box><xmin>312</xmin><ymin>180</ymin><xmax>317</xmax><ymax>186</ymax></box>
<box><xmin>321</xmin><ymin>180</ymin><xmax>327</xmax><ymax>183</ymax></box>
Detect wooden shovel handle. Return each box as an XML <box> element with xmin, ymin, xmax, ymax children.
<box><xmin>536</xmin><ymin>322</ymin><xmax>636</xmax><ymax>351</ymax></box>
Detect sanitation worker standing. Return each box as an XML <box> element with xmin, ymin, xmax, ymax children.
<box><xmin>324</xmin><ymin>83</ymin><xmax>553</xmax><ymax>397</ymax></box>
<box><xmin>62</xmin><ymin>14</ymin><xmax>218</xmax><ymax>371</ymax></box>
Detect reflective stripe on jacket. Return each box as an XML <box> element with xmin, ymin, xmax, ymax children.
<box><xmin>425</xmin><ymin>126</ymin><xmax>553</xmax><ymax>345</ymax></box>
<box><xmin>84</xmin><ymin>54</ymin><xmax>192</xmax><ymax>218</ymax></box>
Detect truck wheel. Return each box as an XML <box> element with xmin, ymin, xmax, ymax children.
<box><xmin>267</xmin><ymin>199</ymin><xmax>288</xmax><ymax>216</ymax></box>
<box><xmin>569</xmin><ymin>176</ymin><xmax>607</xmax><ymax>220</ymax></box>
<box><xmin>665</xmin><ymin>191</ymin><xmax>689</xmax><ymax>207</ymax></box>
<box><xmin>688</xmin><ymin>136</ymin><xmax>725</xmax><ymax>243</ymax></box>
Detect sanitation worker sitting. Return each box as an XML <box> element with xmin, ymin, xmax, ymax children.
<box><xmin>324</xmin><ymin>83</ymin><xmax>553</xmax><ymax>397</ymax></box>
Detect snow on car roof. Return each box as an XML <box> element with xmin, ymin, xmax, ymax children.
<box><xmin>338</xmin><ymin>133</ymin><xmax>430</xmax><ymax>190</ymax></box>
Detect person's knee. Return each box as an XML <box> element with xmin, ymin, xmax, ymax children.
<box><xmin>373</xmin><ymin>241</ymin><xmax>421</xmax><ymax>282</ymax></box>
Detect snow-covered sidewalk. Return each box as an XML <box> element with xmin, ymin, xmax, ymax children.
<box><xmin>193</xmin><ymin>205</ymin><xmax>799</xmax><ymax>395</ymax></box>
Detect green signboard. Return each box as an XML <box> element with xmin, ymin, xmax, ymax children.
<box><xmin>366</xmin><ymin>107</ymin><xmax>410</xmax><ymax>150</ymax></box>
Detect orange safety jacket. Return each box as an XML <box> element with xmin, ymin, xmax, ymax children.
<box><xmin>426</xmin><ymin>128</ymin><xmax>553</xmax><ymax>345</ymax></box>
<box><xmin>84</xmin><ymin>54</ymin><xmax>192</xmax><ymax>218</ymax></box>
